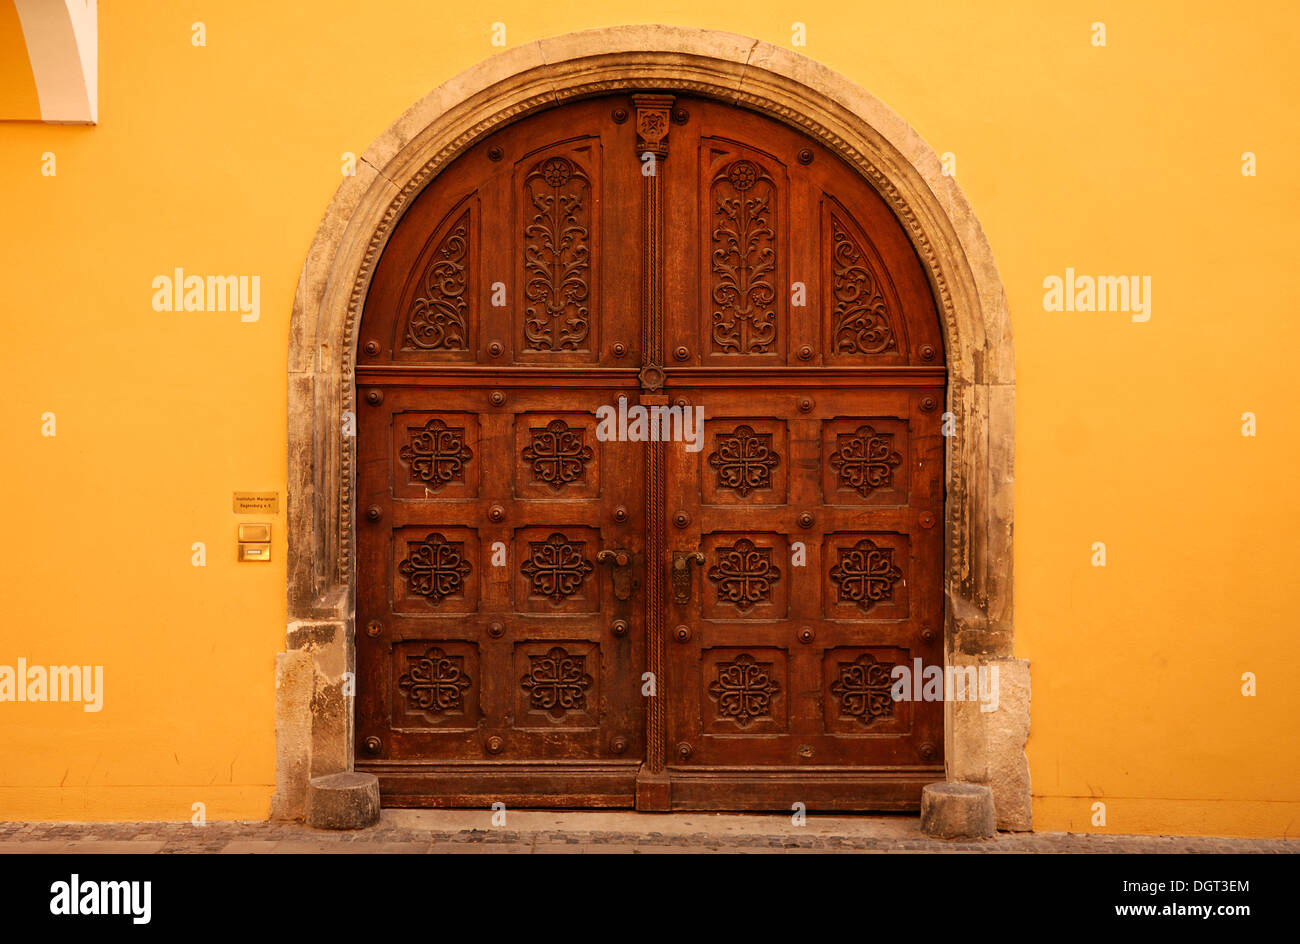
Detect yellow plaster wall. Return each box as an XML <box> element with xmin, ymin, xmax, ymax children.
<box><xmin>0</xmin><ymin>1</ymin><xmax>1296</xmax><ymax>835</ymax></box>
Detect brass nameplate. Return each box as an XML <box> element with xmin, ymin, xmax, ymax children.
<box><xmin>233</xmin><ymin>491</ymin><xmax>279</xmax><ymax>514</ymax></box>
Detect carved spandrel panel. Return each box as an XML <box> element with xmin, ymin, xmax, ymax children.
<box><xmin>514</xmin><ymin>526</ymin><xmax>600</xmax><ymax>614</ymax></box>
<box><xmin>822</xmin><ymin>647</ymin><xmax>911</xmax><ymax>735</ymax></box>
<box><xmin>823</xmin><ymin>532</ymin><xmax>910</xmax><ymax>621</ymax></box>
<box><xmin>398</xmin><ymin>205</ymin><xmax>473</xmax><ymax>357</ymax></box>
<box><xmin>701</xmin><ymin>142</ymin><xmax>785</xmax><ymax>362</ymax></box>
<box><xmin>701</xmin><ymin>533</ymin><xmax>789</xmax><ymax>620</ymax></box>
<box><xmin>700</xmin><ymin>418</ymin><xmax>788</xmax><ymax>505</ymax></box>
<box><xmin>822</xmin><ymin>199</ymin><xmax>908</xmax><ymax>364</ymax></box>
<box><xmin>392</xmin><ymin>526</ymin><xmax>480</xmax><ymax>615</ymax></box>
<box><xmin>517</xmin><ymin>145</ymin><xmax>599</xmax><ymax>360</ymax></box>
<box><xmin>820</xmin><ymin>416</ymin><xmax>910</xmax><ymax>506</ymax></box>
<box><xmin>701</xmin><ymin>648</ymin><xmax>788</xmax><ymax>734</ymax></box>
<box><xmin>514</xmin><ymin>641</ymin><xmax>600</xmax><ymax>728</ymax></box>
<box><xmin>392</xmin><ymin>641</ymin><xmax>480</xmax><ymax>729</ymax></box>
<box><xmin>513</xmin><ymin>412</ymin><xmax>601</xmax><ymax>500</ymax></box>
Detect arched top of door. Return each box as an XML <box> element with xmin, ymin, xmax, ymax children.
<box><xmin>288</xmin><ymin>26</ymin><xmax>1014</xmax><ymax>652</ymax></box>
<box><xmin>291</xmin><ymin>26</ymin><xmax>1009</xmax><ymax>386</ymax></box>
<box><xmin>356</xmin><ymin>92</ymin><xmax>947</xmax><ymax>370</ymax></box>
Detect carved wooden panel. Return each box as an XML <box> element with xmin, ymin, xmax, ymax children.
<box><xmin>514</xmin><ymin>412</ymin><xmax>601</xmax><ymax>500</ymax></box>
<box><xmin>702</xmin><ymin>648</ymin><xmax>788</xmax><ymax>734</ymax></box>
<box><xmin>393</xmin><ymin>641</ymin><xmax>480</xmax><ymax>729</ymax></box>
<box><xmin>821</xmin><ymin>416</ymin><xmax>910</xmax><ymax>505</ymax></box>
<box><xmin>701</xmin><ymin>418</ymin><xmax>788</xmax><ymax>505</ymax></box>
<box><xmin>400</xmin><ymin>418</ymin><xmax>473</xmax><ymax>489</ymax></box>
<box><xmin>824</xmin><ymin>532</ymin><xmax>910</xmax><ymax>620</ymax></box>
<box><xmin>708</xmin><ymin>158</ymin><xmax>778</xmax><ymax>355</ymax></box>
<box><xmin>392</xmin><ymin>526</ymin><xmax>480</xmax><ymax>615</ymax></box>
<box><xmin>515</xmin><ymin>526</ymin><xmax>600</xmax><ymax>614</ymax></box>
<box><xmin>515</xmin><ymin>641</ymin><xmax>599</xmax><ymax>728</ymax></box>
<box><xmin>697</xmin><ymin>140</ymin><xmax>787</xmax><ymax>364</ymax></box>
<box><xmin>822</xmin><ymin>647</ymin><xmax>911</xmax><ymax>735</ymax></box>
<box><xmin>399</xmin><ymin>204</ymin><xmax>474</xmax><ymax>357</ymax></box>
<box><xmin>701</xmin><ymin>532</ymin><xmax>789</xmax><ymax>620</ymax></box>
<box><xmin>393</xmin><ymin>412</ymin><xmax>480</xmax><ymax>501</ymax></box>
<box><xmin>517</xmin><ymin>142</ymin><xmax>600</xmax><ymax>362</ymax></box>
<box><xmin>823</xmin><ymin>201</ymin><xmax>907</xmax><ymax>363</ymax></box>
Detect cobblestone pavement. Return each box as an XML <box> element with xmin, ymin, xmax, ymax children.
<box><xmin>0</xmin><ymin>811</ymin><xmax>1295</xmax><ymax>853</ymax></box>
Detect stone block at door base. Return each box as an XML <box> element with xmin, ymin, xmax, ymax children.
<box><xmin>306</xmin><ymin>772</ymin><xmax>381</xmax><ymax>830</ymax></box>
<box><xmin>920</xmin><ymin>782</ymin><xmax>995</xmax><ymax>840</ymax></box>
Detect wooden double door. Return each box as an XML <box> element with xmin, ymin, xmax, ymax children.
<box><xmin>355</xmin><ymin>94</ymin><xmax>946</xmax><ymax>810</ymax></box>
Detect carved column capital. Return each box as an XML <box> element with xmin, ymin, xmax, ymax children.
<box><xmin>632</xmin><ymin>94</ymin><xmax>675</xmax><ymax>157</ymax></box>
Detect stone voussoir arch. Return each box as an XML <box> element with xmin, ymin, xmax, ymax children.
<box><xmin>280</xmin><ymin>25</ymin><xmax>1028</xmax><ymax>830</ymax></box>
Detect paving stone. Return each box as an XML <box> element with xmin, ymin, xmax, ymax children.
<box><xmin>61</xmin><ymin>841</ymin><xmax>167</xmax><ymax>853</ymax></box>
<box><xmin>218</xmin><ymin>841</ymin><xmax>283</xmax><ymax>854</ymax></box>
<box><xmin>1</xmin><ymin>817</ymin><xmax>1296</xmax><ymax>854</ymax></box>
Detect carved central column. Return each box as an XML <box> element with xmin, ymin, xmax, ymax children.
<box><xmin>633</xmin><ymin>94</ymin><xmax>674</xmax><ymax>809</ymax></box>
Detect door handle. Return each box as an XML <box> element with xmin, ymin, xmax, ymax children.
<box><xmin>671</xmin><ymin>551</ymin><xmax>706</xmax><ymax>605</ymax></box>
<box><xmin>596</xmin><ymin>549</ymin><xmax>635</xmax><ymax>601</ymax></box>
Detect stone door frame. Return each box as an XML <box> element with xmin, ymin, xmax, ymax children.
<box><xmin>278</xmin><ymin>26</ymin><xmax>1028</xmax><ymax>829</ymax></box>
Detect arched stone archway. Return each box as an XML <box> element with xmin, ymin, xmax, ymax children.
<box><xmin>279</xmin><ymin>25</ymin><xmax>1028</xmax><ymax>829</ymax></box>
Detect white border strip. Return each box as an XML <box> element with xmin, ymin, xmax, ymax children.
<box><xmin>14</xmin><ymin>0</ymin><xmax>97</xmax><ymax>124</ymax></box>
